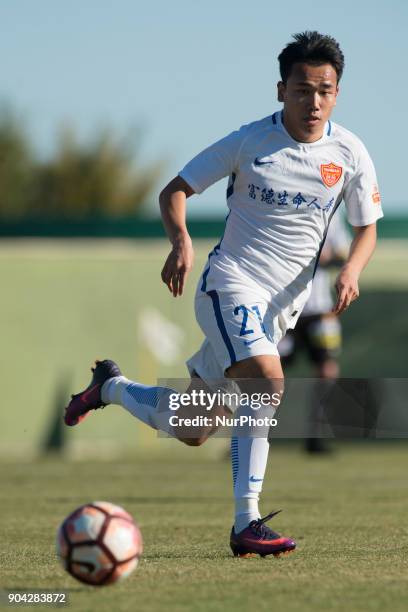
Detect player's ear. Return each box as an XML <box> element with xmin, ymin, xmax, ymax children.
<box><xmin>277</xmin><ymin>81</ymin><xmax>285</xmax><ymax>103</ymax></box>
<box><xmin>334</xmin><ymin>84</ymin><xmax>339</xmax><ymax>105</ymax></box>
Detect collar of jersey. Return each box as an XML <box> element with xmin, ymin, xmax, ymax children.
<box><xmin>273</xmin><ymin>110</ymin><xmax>332</xmax><ymax>147</ymax></box>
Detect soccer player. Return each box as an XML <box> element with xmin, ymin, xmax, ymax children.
<box><xmin>65</xmin><ymin>32</ymin><xmax>383</xmax><ymax>558</ymax></box>
<box><xmin>277</xmin><ymin>212</ymin><xmax>350</xmax><ymax>453</ymax></box>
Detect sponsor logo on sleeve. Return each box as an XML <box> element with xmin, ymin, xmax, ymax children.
<box><xmin>372</xmin><ymin>185</ymin><xmax>381</xmax><ymax>204</ymax></box>
<box><xmin>320</xmin><ymin>162</ymin><xmax>343</xmax><ymax>188</ymax></box>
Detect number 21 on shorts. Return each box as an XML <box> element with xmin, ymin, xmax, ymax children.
<box><xmin>233</xmin><ymin>304</ymin><xmax>266</xmax><ymax>337</ymax></box>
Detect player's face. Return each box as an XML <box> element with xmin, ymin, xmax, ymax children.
<box><xmin>277</xmin><ymin>63</ymin><xmax>338</xmax><ymax>143</ymax></box>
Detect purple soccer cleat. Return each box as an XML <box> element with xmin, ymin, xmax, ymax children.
<box><xmin>64</xmin><ymin>359</ymin><xmax>122</xmax><ymax>426</ymax></box>
<box><xmin>230</xmin><ymin>510</ymin><xmax>296</xmax><ymax>558</ymax></box>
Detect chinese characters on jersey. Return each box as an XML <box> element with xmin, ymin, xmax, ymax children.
<box><xmin>247</xmin><ymin>184</ymin><xmax>335</xmax><ymax>212</ymax></box>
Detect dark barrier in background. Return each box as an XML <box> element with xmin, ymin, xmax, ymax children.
<box><xmin>0</xmin><ymin>215</ymin><xmax>408</xmax><ymax>239</ymax></box>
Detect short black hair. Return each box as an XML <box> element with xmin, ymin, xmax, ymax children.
<box><xmin>278</xmin><ymin>31</ymin><xmax>345</xmax><ymax>83</ymax></box>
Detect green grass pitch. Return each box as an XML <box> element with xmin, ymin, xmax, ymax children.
<box><xmin>1</xmin><ymin>444</ymin><xmax>408</xmax><ymax>611</ymax></box>
<box><xmin>0</xmin><ymin>238</ymin><xmax>407</xmax><ymax>610</ymax></box>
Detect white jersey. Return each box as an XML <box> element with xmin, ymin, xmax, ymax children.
<box><xmin>301</xmin><ymin>212</ymin><xmax>351</xmax><ymax>316</ymax></box>
<box><xmin>180</xmin><ymin>111</ymin><xmax>383</xmax><ymax>331</ymax></box>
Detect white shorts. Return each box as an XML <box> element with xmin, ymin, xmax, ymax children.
<box><xmin>186</xmin><ymin>288</ymin><xmax>283</xmax><ymax>381</ymax></box>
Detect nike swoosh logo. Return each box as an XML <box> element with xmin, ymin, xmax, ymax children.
<box><xmin>254</xmin><ymin>157</ymin><xmax>276</xmax><ymax>166</ymax></box>
<box><xmin>244</xmin><ymin>336</ymin><xmax>265</xmax><ymax>346</ymax></box>
<box><xmin>249</xmin><ymin>476</ymin><xmax>263</xmax><ymax>482</ymax></box>
<box><xmin>237</xmin><ymin>537</ymin><xmax>287</xmax><ymax>545</ymax></box>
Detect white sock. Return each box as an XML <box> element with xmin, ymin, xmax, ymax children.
<box><xmin>232</xmin><ymin>436</ymin><xmax>270</xmax><ymax>533</ymax></box>
<box><xmin>101</xmin><ymin>376</ymin><xmax>175</xmax><ymax>434</ymax></box>
<box><xmin>231</xmin><ymin>398</ymin><xmax>277</xmax><ymax>533</ymax></box>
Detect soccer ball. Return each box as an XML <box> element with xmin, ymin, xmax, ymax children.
<box><xmin>56</xmin><ymin>501</ymin><xmax>143</xmax><ymax>586</ymax></box>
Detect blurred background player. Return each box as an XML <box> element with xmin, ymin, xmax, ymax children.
<box><xmin>277</xmin><ymin>212</ymin><xmax>350</xmax><ymax>453</ymax></box>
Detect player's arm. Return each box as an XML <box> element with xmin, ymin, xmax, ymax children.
<box><xmin>159</xmin><ymin>176</ymin><xmax>195</xmax><ymax>297</ymax></box>
<box><xmin>337</xmin><ymin>136</ymin><xmax>384</xmax><ymax>315</ymax></box>
<box><xmin>159</xmin><ymin>126</ymin><xmax>244</xmax><ymax>296</ymax></box>
<box><xmin>333</xmin><ymin>223</ymin><xmax>377</xmax><ymax>315</ymax></box>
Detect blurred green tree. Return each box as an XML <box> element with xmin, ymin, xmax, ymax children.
<box><xmin>0</xmin><ymin>107</ymin><xmax>34</xmax><ymax>220</ymax></box>
<box><xmin>30</xmin><ymin>126</ymin><xmax>162</xmax><ymax>219</ymax></box>
<box><xmin>0</xmin><ymin>108</ymin><xmax>162</xmax><ymax>220</ymax></box>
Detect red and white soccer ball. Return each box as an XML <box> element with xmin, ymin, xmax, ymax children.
<box><xmin>56</xmin><ymin>501</ymin><xmax>143</xmax><ymax>586</ymax></box>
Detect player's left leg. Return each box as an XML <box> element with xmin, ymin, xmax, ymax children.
<box><xmin>227</xmin><ymin>354</ymin><xmax>296</xmax><ymax>557</ymax></box>
<box><xmin>187</xmin><ymin>289</ymin><xmax>296</xmax><ymax>555</ymax></box>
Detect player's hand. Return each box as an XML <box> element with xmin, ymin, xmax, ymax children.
<box><xmin>333</xmin><ymin>266</ymin><xmax>359</xmax><ymax>315</ymax></box>
<box><xmin>161</xmin><ymin>236</ymin><xmax>194</xmax><ymax>297</ymax></box>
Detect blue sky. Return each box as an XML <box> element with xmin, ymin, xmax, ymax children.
<box><xmin>0</xmin><ymin>0</ymin><xmax>407</xmax><ymax>217</ymax></box>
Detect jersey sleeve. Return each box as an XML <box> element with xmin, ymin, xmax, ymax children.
<box><xmin>178</xmin><ymin>126</ymin><xmax>246</xmax><ymax>194</ymax></box>
<box><xmin>343</xmin><ymin>142</ymin><xmax>384</xmax><ymax>226</ymax></box>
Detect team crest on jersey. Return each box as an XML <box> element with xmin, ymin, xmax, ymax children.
<box><xmin>320</xmin><ymin>162</ymin><xmax>343</xmax><ymax>188</ymax></box>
